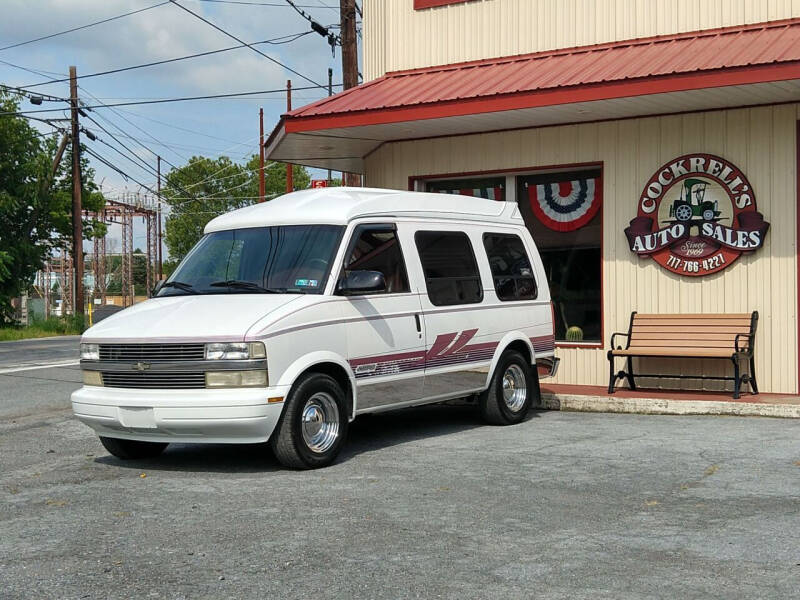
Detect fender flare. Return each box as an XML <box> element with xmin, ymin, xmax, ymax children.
<box><xmin>276</xmin><ymin>351</ymin><xmax>358</xmax><ymax>420</ymax></box>
<box><xmin>483</xmin><ymin>331</ymin><xmax>536</xmax><ymax>388</ymax></box>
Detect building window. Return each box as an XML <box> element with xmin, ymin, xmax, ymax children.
<box><xmin>517</xmin><ymin>169</ymin><xmax>602</xmax><ymax>344</ymax></box>
<box><xmin>426</xmin><ymin>177</ymin><xmax>505</xmax><ymax>201</ymax></box>
<box><xmin>415</xmin><ymin>231</ymin><xmax>483</xmax><ymax>306</ymax></box>
<box><xmin>482</xmin><ymin>233</ymin><xmax>538</xmax><ymax>301</ymax></box>
<box><xmin>342</xmin><ymin>224</ymin><xmax>410</xmax><ymax>294</ymax></box>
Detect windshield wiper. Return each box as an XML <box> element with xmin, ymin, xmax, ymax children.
<box><xmin>209</xmin><ymin>280</ymin><xmax>281</xmax><ymax>293</ymax></box>
<box><xmin>160</xmin><ymin>281</ymin><xmax>197</xmax><ymax>294</ymax></box>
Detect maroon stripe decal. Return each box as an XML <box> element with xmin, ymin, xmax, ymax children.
<box><xmin>442</xmin><ymin>328</ymin><xmax>478</xmax><ymax>356</ymax></box>
<box><xmin>426</xmin><ymin>332</ymin><xmax>458</xmax><ymax>359</ymax></box>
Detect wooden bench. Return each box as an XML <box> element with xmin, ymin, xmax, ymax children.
<box><xmin>607</xmin><ymin>312</ymin><xmax>758</xmax><ymax>399</ymax></box>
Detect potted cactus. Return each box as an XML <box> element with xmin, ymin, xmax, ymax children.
<box><xmin>566</xmin><ymin>326</ymin><xmax>584</xmax><ymax>342</ymax></box>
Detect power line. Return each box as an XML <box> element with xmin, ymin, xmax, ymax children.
<box><xmin>0</xmin><ymin>1</ymin><xmax>171</xmax><ymax>53</ymax></box>
<box><xmin>20</xmin><ymin>31</ymin><xmax>314</xmax><ymax>89</ymax></box>
<box><xmin>0</xmin><ymin>58</ymin><xmax>68</xmax><ymax>80</ymax></box>
<box><xmin>0</xmin><ymin>83</ymin><xmax>339</xmax><ymax>115</ymax></box>
<box><xmin>83</xmin><ymin>113</ymin><xmax>163</xmax><ymax>180</ymax></box>
<box><xmin>0</xmin><ymin>83</ymin><xmax>68</xmax><ymax>103</ymax></box>
<box><xmin>192</xmin><ymin>0</ymin><xmax>337</xmax><ymax>7</ymax></box>
<box><xmin>167</xmin><ymin>0</ymin><xmax>323</xmax><ymax>87</ymax></box>
<box><xmin>79</xmin><ymin>86</ymin><xmax>191</xmax><ymax>165</ymax></box>
<box><xmin>284</xmin><ymin>0</ymin><xmax>340</xmax><ymax>53</ymax></box>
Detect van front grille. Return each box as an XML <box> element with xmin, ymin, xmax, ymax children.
<box><xmin>99</xmin><ymin>344</ymin><xmax>206</xmax><ymax>362</ymax></box>
<box><xmin>101</xmin><ymin>371</ymin><xmax>206</xmax><ymax>389</ymax></box>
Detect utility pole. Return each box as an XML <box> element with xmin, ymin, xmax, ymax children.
<box><xmin>340</xmin><ymin>0</ymin><xmax>360</xmax><ymax>186</ymax></box>
<box><xmin>286</xmin><ymin>80</ymin><xmax>293</xmax><ymax>194</ymax></box>
<box><xmin>259</xmin><ymin>108</ymin><xmax>266</xmax><ymax>202</ymax></box>
<box><xmin>327</xmin><ymin>68</ymin><xmax>333</xmax><ymax>186</ymax></box>
<box><xmin>69</xmin><ymin>66</ymin><xmax>84</xmax><ymax>317</ymax></box>
<box><xmin>157</xmin><ymin>156</ymin><xmax>163</xmax><ymax>279</ymax></box>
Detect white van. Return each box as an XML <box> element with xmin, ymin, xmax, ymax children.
<box><xmin>72</xmin><ymin>188</ymin><xmax>558</xmax><ymax>469</ymax></box>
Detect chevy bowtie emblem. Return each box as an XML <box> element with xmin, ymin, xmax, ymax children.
<box><xmin>133</xmin><ymin>362</ymin><xmax>151</xmax><ymax>372</ymax></box>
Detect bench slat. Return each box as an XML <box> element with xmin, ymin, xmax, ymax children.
<box><xmin>632</xmin><ymin>318</ymin><xmax>751</xmax><ymax>328</ymax></box>
<box><xmin>632</xmin><ymin>313</ymin><xmax>752</xmax><ymax>319</ymax></box>
<box><xmin>629</xmin><ymin>325</ymin><xmax>751</xmax><ymax>335</ymax></box>
<box><xmin>632</xmin><ymin>332</ymin><xmax>743</xmax><ymax>340</ymax></box>
<box><xmin>628</xmin><ymin>339</ymin><xmax>745</xmax><ymax>348</ymax></box>
<box><xmin>611</xmin><ymin>347</ymin><xmax>735</xmax><ymax>358</ymax></box>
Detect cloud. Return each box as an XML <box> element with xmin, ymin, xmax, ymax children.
<box><xmin>0</xmin><ymin>0</ymin><xmax>343</xmax><ymax>207</ymax></box>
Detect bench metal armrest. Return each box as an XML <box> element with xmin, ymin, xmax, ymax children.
<box><xmin>734</xmin><ymin>333</ymin><xmax>753</xmax><ymax>353</ymax></box>
<box><xmin>610</xmin><ymin>332</ymin><xmax>629</xmax><ymax>350</ymax></box>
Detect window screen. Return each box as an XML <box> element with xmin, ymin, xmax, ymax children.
<box><xmin>415</xmin><ymin>231</ymin><xmax>482</xmax><ymax>306</ymax></box>
<box><xmin>483</xmin><ymin>234</ymin><xmax>537</xmax><ymax>301</ymax></box>
<box><xmin>342</xmin><ymin>225</ymin><xmax>409</xmax><ymax>294</ymax></box>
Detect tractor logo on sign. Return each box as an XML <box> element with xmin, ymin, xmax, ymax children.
<box><xmin>624</xmin><ymin>153</ymin><xmax>769</xmax><ymax>277</ymax></box>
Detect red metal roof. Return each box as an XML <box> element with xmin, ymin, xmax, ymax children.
<box><xmin>284</xmin><ymin>18</ymin><xmax>800</xmax><ymax>130</ymax></box>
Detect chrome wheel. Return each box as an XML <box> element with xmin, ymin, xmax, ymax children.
<box><xmin>501</xmin><ymin>364</ymin><xmax>527</xmax><ymax>412</ymax></box>
<box><xmin>702</xmin><ymin>209</ymin><xmax>715</xmax><ymax>221</ymax></box>
<box><xmin>301</xmin><ymin>392</ymin><xmax>340</xmax><ymax>453</ymax></box>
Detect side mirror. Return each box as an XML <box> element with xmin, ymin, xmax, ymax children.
<box><xmin>338</xmin><ymin>270</ymin><xmax>385</xmax><ymax>295</ymax></box>
<box><xmin>152</xmin><ymin>279</ymin><xmax>165</xmax><ymax>297</ymax></box>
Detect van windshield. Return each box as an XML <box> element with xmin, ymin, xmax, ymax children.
<box><xmin>158</xmin><ymin>225</ymin><xmax>344</xmax><ymax>296</ymax></box>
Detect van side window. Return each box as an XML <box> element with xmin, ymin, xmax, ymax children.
<box><xmin>483</xmin><ymin>233</ymin><xmax>538</xmax><ymax>301</ymax></box>
<box><xmin>342</xmin><ymin>224</ymin><xmax>410</xmax><ymax>294</ymax></box>
<box><xmin>415</xmin><ymin>231</ymin><xmax>483</xmax><ymax>306</ymax></box>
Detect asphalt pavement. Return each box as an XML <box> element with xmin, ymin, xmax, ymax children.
<box><xmin>1</xmin><ymin>338</ymin><xmax>799</xmax><ymax>599</ymax></box>
<box><xmin>0</xmin><ymin>336</ymin><xmax>81</xmax><ymax>420</ymax></box>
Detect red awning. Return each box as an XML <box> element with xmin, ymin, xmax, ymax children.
<box><xmin>267</xmin><ymin>18</ymin><xmax>800</xmax><ymax>172</ymax></box>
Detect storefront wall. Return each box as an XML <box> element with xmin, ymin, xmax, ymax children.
<box><xmin>364</xmin><ymin>104</ymin><xmax>800</xmax><ymax>393</ymax></box>
<box><xmin>364</xmin><ymin>0</ymin><xmax>800</xmax><ymax>80</ymax></box>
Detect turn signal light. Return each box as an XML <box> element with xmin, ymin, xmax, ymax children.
<box><xmin>82</xmin><ymin>371</ymin><xmax>104</xmax><ymax>386</ymax></box>
<box><xmin>205</xmin><ymin>370</ymin><xmax>268</xmax><ymax>388</ymax></box>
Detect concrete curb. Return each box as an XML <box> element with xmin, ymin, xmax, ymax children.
<box><xmin>537</xmin><ymin>392</ymin><xmax>800</xmax><ymax>419</ymax></box>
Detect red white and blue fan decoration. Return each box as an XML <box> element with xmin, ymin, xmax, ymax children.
<box><xmin>529</xmin><ymin>177</ymin><xmax>599</xmax><ymax>231</ymax></box>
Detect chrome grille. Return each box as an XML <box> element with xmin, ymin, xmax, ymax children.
<box><xmin>99</xmin><ymin>344</ymin><xmax>205</xmax><ymax>362</ymax></box>
<box><xmin>101</xmin><ymin>371</ymin><xmax>206</xmax><ymax>389</ymax></box>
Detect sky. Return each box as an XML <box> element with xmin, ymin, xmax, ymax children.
<box><xmin>0</xmin><ymin>0</ymin><xmax>358</xmax><ymax>256</ymax></box>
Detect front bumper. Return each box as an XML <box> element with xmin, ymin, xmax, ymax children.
<box><xmin>70</xmin><ymin>384</ymin><xmax>290</xmax><ymax>444</ymax></box>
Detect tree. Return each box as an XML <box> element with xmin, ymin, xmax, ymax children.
<box><xmin>163</xmin><ymin>155</ymin><xmax>309</xmax><ymax>262</ymax></box>
<box><xmin>0</xmin><ymin>91</ymin><xmax>105</xmax><ymax>321</ymax></box>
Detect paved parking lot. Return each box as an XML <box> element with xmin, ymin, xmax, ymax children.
<box><xmin>1</xmin><ymin>340</ymin><xmax>799</xmax><ymax>599</ymax></box>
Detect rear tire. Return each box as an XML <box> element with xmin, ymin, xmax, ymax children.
<box><xmin>270</xmin><ymin>373</ymin><xmax>348</xmax><ymax>469</ymax></box>
<box><xmin>99</xmin><ymin>437</ymin><xmax>168</xmax><ymax>460</ymax></box>
<box><xmin>479</xmin><ymin>350</ymin><xmax>536</xmax><ymax>425</ymax></box>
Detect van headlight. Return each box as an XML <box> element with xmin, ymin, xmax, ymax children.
<box><xmin>205</xmin><ymin>342</ymin><xmax>266</xmax><ymax>360</ymax></box>
<box><xmin>205</xmin><ymin>370</ymin><xmax>268</xmax><ymax>388</ymax></box>
<box><xmin>80</xmin><ymin>343</ymin><xmax>99</xmax><ymax>360</ymax></box>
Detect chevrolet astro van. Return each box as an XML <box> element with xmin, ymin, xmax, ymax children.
<box><xmin>72</xmin><ymin>188</ymin><xmax>558</xmax><ymax>469</ymax></box>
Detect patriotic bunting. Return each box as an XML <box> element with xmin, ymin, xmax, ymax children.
<box><xmin>529</xmin><ymin>177</ymin><xmax>599</xmax><ymax>232</ymax></box>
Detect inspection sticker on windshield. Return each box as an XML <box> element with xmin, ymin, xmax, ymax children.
<box><xmin>294</xmin><ymin>279</ymin><xmax>318</xmax><ymax>288</ymax></box>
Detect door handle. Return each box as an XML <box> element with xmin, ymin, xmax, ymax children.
<box><xmin>414</xmin><ymin>313</ymin><xmax>422</xmax><ymax>334</ymax></box>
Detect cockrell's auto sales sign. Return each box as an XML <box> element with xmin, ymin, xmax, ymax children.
<box><xmin>625</xmin><ymin>153</ymin><xmax>769</xmax><ymax>277</ymax></box>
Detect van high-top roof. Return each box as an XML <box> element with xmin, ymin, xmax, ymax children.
<box><xmin>205</xmin><ymin>187</ymin><xmax>521</xmax><ymax>232</ymax></box>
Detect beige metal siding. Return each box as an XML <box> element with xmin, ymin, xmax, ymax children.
<box><xmin>363</xmin><ymin>0</ymin><xmax>800</xmax><ymax>80</ymax></box>
<box><xmin>364</xmin><ymin>104</ymin><xmax>799</xmax><ymax>393</ymax></box>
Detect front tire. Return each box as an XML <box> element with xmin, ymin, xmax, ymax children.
<box><xmin>270</xmin><ymin>373</ymin><xmax>348</xmax><ymax>469</ymax></box>
<box><xmin>99</xmin><ymin>437</ymin><xmax>168</xmax><ymax>460</ymax></box>
<box><xmin>479</xmin><ymin>350</ymin><xmax>536</xmax><ymax>425</ymax></box>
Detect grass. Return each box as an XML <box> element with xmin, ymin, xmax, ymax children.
<box><xmin>0</xmin><ymin>316</ymin><xmax>85</xmax><ymax>341</ymax></box>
